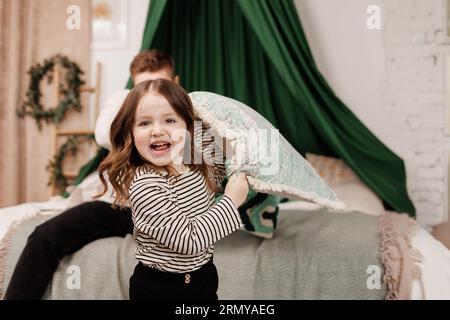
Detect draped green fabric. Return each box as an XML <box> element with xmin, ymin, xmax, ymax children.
<box><xmin>145</xmin><ymin>0</ymin><xmax>415</xmax><ymax>216</ymax></box>
<box><xmin>236</xmin><ymin>0</ymin><xmax>415</xmax><ymax>216</ymax></box>
<box><xmin>74</xmin><ymin>0</ymin><xmax>415</xmax><ymax>216</ymax></box>
<box><xmin>150</xmin><ymin>0</ymin><xmax>334</xmax><ymax>156</ymax></box>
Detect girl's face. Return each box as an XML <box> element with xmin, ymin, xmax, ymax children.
<box><xmin>133</xmin><ymin>91</ymin><xmax>188</xmax><ymax>168</ymax></box>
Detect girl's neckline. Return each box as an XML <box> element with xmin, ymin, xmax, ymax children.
<box><xmin>144</xmin><ymin>164</ymin><xmax>192</xmax><ymax>176</ymax></box>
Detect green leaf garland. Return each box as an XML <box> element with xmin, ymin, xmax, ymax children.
<box><xmin>17</xmin><ymin>54</ymin><xmax>85</xmax><ymax>129</ymax></box>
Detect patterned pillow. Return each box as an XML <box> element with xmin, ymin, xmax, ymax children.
<box><xmin>189</xmin><ymin>91</ymin><xmax>345</xmax><ymax>210</ymax></box>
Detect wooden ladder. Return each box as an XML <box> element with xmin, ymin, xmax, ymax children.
<box><xmin>49</xmin><ymin>62</ymin><xmax>102</xmax><ymax>197</ymax></box>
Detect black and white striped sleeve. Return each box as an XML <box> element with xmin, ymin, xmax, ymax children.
<box><xmin>194</xmin><ymin>121</ymin><xmax>227</xmax><ymax>186</ymax></box>
<box><xmin>129</xmin><ymin>175</ymin><xmax>243</xmax><ymax>255</ymax></box>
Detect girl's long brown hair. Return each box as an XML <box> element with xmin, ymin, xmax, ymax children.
<box><xmin>96</xmin><ymin>78</ymin><xmax>219</xmax><ymax>207</ymax></box>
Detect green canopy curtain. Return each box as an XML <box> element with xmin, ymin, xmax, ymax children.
<box><xmin>75</xmin><ymin>0</ymin><xmax>415</xmax><ymax>216</ymax></box>
<box><xmin>147</xmin><ymin>0</ymin><xmax>332</xmax><ymax>156</ymax></box>
<box><xmin>138</xmin><ymin>0</ymin><xmax>415</xmax><ymax>216</ymax></box>
<box><xmin>236</xmin><ymin>0</ymin><xmax>416</xmax><ymax>215</ymax></box>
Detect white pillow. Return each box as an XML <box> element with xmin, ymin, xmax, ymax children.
<box><xmin>332</xmin><ymin>182</ymin><xmax>384</xmax><ymax>216</ymax></box>
<box><xmin>306</xmin><ymin>153</ymin><xmax>384</xmax><ymax>216</ymax></box>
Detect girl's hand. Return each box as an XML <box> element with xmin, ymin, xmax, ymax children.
<box><xmin>224</xmin><ymin>172</ymin><xmax>249</xmax><ymax>208</ymax></box>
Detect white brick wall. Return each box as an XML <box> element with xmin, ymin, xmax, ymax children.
<box><xmin>382</xmin><ymin>0</ymin><xmax>450</xmax><ymax>228</ymax></box>
<box><xmin>296</xmin><ymin>0</ymin><xmax>450</xmax><ymax>229</ymax></box>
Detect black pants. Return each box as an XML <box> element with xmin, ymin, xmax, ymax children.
<box><xmin>4</xmin><ymin>201</ymin><xmax>133</xmax><ymax>300</ymax></box>
<box><xmin>129</xmin><ymin>259</ymin><xmax>219</xmax><ymax>301</ymax></box>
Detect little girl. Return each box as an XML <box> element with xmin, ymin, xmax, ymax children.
<box><xmin>97</xmin><ymin>78</ymin><xmax>248</xmax><ymax>300</ymax></box>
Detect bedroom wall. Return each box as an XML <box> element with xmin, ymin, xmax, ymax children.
<box><xmin>89</xmin><ymin>0</ymin><xmax>150</xmax><ymax>127</ymax></box>
<box><xmin>295</xmin><ymin>0</ymin><xmax>450</xmax><ymax>228</ymax></box>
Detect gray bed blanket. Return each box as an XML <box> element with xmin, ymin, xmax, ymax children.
<box><xmin>1</xmin><ymin>208</ymin><xmax>387</xmax><ymax>299</ymax></box>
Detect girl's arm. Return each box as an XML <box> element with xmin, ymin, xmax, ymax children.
<box><xmin>194</xmin><ymin>121</ymin><xmax>227</xmax><ymax>186</ymax></box>
<box><xmin>130</xmin><ymin>175</ymin><xmax>244</xmax><ymax>255</ymax></box>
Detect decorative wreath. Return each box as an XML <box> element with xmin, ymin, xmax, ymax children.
<box><xmin>17</xmin><ymin>54</ymin><xmax>85</xmax><ymax>129</ymax></box>
<box><xmin>47</xmin><ymin>134</ymin><xmax>96</xmax><ymax>193</ymax></box>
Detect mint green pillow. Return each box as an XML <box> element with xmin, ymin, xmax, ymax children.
<box><xmin>189</xmin><ymin>91</ymin><xmax>345</xmax><ymax>210</ymax></box>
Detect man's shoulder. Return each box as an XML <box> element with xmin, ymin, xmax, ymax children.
<box><xmin>104</xmin><ymin>89</ymin><xmax>130</xmax><ymax>108</ymax></box>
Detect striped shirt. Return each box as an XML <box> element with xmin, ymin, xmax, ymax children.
<box><xmin>129</xmin><ymin>121</ymin><xmax>244</xmax><ymax>273</ymax></box>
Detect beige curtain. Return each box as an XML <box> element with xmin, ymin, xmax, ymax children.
<box><xmin>0</xmin><ymin>0</ymin><xmax>91</xmax><ymax>207</ymax></box>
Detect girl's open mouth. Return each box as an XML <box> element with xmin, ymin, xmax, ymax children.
<box><xmin>150</xmin><ymin>141</ymin><xmax>172</xmax><ymax>156</ymax></box>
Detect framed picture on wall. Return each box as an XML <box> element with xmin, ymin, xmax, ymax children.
<box><xmin>91</xmin><ymin>0</ymin><xmax>128</xmax><ymax>49</ymax></box>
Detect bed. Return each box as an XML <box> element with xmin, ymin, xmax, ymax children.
<box><xmin>1</xmin><ymin>172</ymin><xmax>449</xmax><ymax>300</ymax></box>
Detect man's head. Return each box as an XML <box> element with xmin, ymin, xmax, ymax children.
<box><xmin>130</xmin><ymin>49</ymin><xmax>180</xmax><ymax>85</ymax></box>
